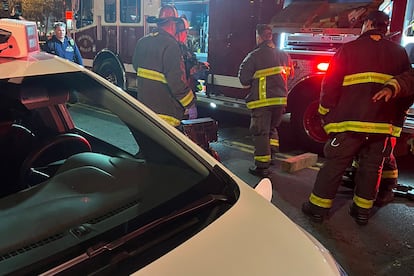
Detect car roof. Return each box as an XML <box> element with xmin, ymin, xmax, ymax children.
<box><xmin>0</xmin><ymin>52</ymin><xmax>84</xmax><ymax>80</ymax></box>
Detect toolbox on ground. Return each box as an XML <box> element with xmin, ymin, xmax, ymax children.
<box><xmin>181</xmin><ymin>117</ymin><xmax>218</xmax><ymax>150</ymax></box>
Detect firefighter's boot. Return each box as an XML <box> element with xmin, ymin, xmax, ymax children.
<box><xmin>301</xmin><ymin>201</ymin><xmax>329</xmax><ymax>223</ymax></box>
<box><xmin>349</xmin><ymin>203</ymin><xmax>371</xmax><ymax>225</ymax></box>
<box><xmin>249</xmin><ymin>165</ymin><xmax>270</xmax><ymax>177</ymax></box>
<box><xmin>374</xmin><ymin>190</ymin><xmax>394</xmax><ymax>207</ymax></box>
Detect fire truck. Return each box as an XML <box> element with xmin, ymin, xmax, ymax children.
<box><xmin>68</xmin><ymin>0</ymin><xmax>414</xmax><ymax>155</ymax></box>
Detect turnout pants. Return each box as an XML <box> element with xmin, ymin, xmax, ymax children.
<box><xmin>310</xmin><ymin>132</ymin><xmax>394</xmax><ymax>210</ymax></box>
<box><xmin>250</xmin><ymin>105</ymin><xmax>284</xmax><ymax>168</ymax></box>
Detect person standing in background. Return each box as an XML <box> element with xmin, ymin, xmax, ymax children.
<box><xmin>175</xmin><ymin>16</ymin><xmax>198</xmax><ymax>119</ymax></box>
<box><xmin>44</xmin><ymin>22</ymin><xmax>83</xmax><ymax>66</ymax></box>
<box><xmin>238</xmin><ymin>24</ymin><xmax>293</xmax><ymax>177</ymax></box>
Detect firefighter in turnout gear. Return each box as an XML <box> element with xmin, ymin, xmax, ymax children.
<box><xmin>372</xmin><ymin>69</ymin><xmax>414</xmax><ymax>205</ymax></box>
<box><xmin>302</xmin><ymin>11</ymin><xmax>411</xmax><ymax>225</ymax></box>
<box><xmin>238</xmin><ymin>24</ymin><xmax>293</xmax><ymax>177</ymax></box>
<box><xmin>132</xmin><ymin>5</ymin><xmax>195</xmax><ymax>128</ymax></box>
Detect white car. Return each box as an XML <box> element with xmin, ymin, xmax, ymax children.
<box><xmin>0</xmin><ymin>19</ymin><xmax>347</xmax><ymax>275</ymax></box>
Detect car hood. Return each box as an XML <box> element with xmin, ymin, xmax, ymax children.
<box><xmin>133</xmin><ymin>171</ymin><xmax>342</xmax><ymax>276</ymax></box>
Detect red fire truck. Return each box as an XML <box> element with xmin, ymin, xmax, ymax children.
<box><xmin>69</xmin><ymin>0</ymin><xmax>414</xmax><ymax>155</ymax></box>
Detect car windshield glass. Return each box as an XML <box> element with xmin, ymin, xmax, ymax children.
<box><xmin>0</xmin><ymin>71</ymin><xmax>238</xmax><ymax>274</ymax></box>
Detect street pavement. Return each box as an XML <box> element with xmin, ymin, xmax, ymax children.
<box><xmin>202</xmin><ymin>108</ymin><xmax>414</xmax><ymax>276</ymax></box>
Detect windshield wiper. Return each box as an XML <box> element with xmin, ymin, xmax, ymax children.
<box><xmin>40</xmin><ymin>194</ymin><xmax>229</xmax><ymax>275</ymax></box>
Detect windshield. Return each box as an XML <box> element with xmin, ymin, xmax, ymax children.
<box><xmin>0</xmin><ymin>70</ymin><xmax>238</xmax><ymax>274</ymax></box>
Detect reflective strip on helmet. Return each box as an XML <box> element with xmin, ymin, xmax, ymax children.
<box><xmin>158</xmin><ymin>114</ymin><xmax>181</xmax><ymax>127</ymax></box>
<box><xmin>342</xmin><ymin>72</ymin><xmax>393</xmax><ymax>86</ymax></box>
<box><xmin>270</xmin><ymin>138</ymin><xmax>279</xmax><ymax>147</ymax></box>
<box><xmin>137</xmin><ymin>67</ymin><xmax>167</xmax><ymax>84</ymax></box>
<box><xmin>246</xmin><ymin>97</ymin><xmax>287</xmax><ymax>109</ymax></box>
<box><xmin>318</xmin><ymin>104</ymin><xmax>330</xmax><ymax>115</ymax></box>
<box><xmin>254</xmin><ymin>155</ymin><xmax>271</xmax><ymax>163</ymax></box>
<box><xmin>381</xmin><ymin>169</ymin><xmax>398</xmax><ymax>179</ymax></box>
<box><xmin>309</xmin><ymin>193</ymin><xmax>333</xmax><ymax>208</ymax></box>
<box><xmin>179</xmin><ymin>90</ymin><xmax>195</xmax><ymax>107</ymax></box>
<box><xmin>323</xmin><ymin>121</ymin><xmax>402</xmax><ymax>136</ymax></box>
<box><xmin>353</xmin><ymin>195</ymin><xmax>374</xmax><ymax>209</ymax></box>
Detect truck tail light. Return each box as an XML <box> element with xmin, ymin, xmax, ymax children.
<box><xmin>317</xmin><ymin>62</ymin><xmax>329</xmax><ymax>72</ymax></box>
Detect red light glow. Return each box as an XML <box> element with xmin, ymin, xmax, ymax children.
<box><xmin>317</xmin><ymin>62</ymin><xmax>329</xmax><ymax>72</ymax></box>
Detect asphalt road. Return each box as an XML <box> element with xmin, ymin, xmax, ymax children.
<box><xmin>200</xmin><ymin>107</ymin><xmax>414</xmax><ymax>276</ymax></box>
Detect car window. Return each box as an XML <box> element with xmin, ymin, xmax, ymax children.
<box><xmin>69</xmin><ymin>100</ymin><xmax>140</xmax><ymax>155</ymax></box>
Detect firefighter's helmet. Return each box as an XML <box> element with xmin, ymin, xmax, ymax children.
<box><xmin>159</xmin><ymin>5</ymin><xmax>179</xmax><ymax>19</ymax></box>
<box><xmin>157</xmin><ymin>5</ymin><xmax>179</xmax><ymax>25</ymax></box>
<box><xmin>303</xmin><ymin>100</ymin><xmax>329</xmax><ymax>143</ymax></box>
<box><xmin>176</xmin><ymin>16</ymin><xmax>189</xmax><ymax>34</ymax></box>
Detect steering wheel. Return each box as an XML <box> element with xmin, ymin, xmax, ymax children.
<box><xmin>19</xmin><ymin>133</ymin><xmax>92</xmax><ymax>187</ymax></box>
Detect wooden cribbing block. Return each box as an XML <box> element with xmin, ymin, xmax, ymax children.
<box><xmin>281</xmin><ymin>153</ymin><xmax>318</xmax><ymax>173</ymax></box>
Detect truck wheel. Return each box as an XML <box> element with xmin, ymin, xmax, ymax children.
<box><xmin>94</xmin><ymin>59</ymin><xmax>125</xmax><ymax>89</ymax></box>
<box><xmin>288</xmin><ymin>86</ymin><xmax>324</xmax><ymax>156</ymax></box>
<box><xmin>291</xmin><ymin>108</ymin><xmax>324</xmax><ymax>155</ymax></box>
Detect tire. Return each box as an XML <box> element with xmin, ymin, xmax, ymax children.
<box><xmin>288</xmin><ymin>81</ymin><xmax>325</xmax><ymax>155</ymax></box>
<box><xmin>94</xmin><ymin>59</ymin><xmax>125</xmax><ymax>89</ymax></box>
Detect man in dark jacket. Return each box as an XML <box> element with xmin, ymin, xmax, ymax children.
<box><xmin>238</xmin><ymin>24</ymin><xmax>293</xmax><ymax>177</ymax></box>
<box><xmin>44</xmin><ymin>22</ymin><xmax>83</xmax><ymax>66</ymax></box>
<box><xmin>132</xmin><ymin>5</ymin><xmax>195</xmax><ymax>128</ymax></box>
<box><xmin>302</xmin><ymin>11</ymin><xmax>411</xmax><ymax>225</ymax></box>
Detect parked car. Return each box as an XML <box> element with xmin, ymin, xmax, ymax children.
<box><xmin>0</xmin><ymin>19</ymin><xmax>347</xmax><ymax>275</ymax></box>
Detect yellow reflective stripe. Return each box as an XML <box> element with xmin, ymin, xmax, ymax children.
<box><xmin>353</xmin><ymin>195</ymin><xmax>374</xmax><ymax>209</ymax></box>
<box><xmin>253</xmin><ymin>66</ymin><xmax>285</xmax><ymax>78</ymax></box>
<box><xmin>137</xmin><ymin>67</ymin><xmax>167</xmax><ymax>84</ymax></box>
<box><xmin>342</xmin><ymin>72</ymin><xmax>393</xmax><ymax>86</ymax></box>
<box><xmin>352</xmin><ymin>159</ymin><xmax>359</xmax><ymax>168</ymax></box>
<box><xmin>381</xmin><ymin>169</ymin><xmax>398</xmax><ymax>179</ymax></box>
<box><xmin>318</xmin><ymin>104</ymin><xmax>329</xmax><ymax>115</ymax></box>
<box><xmin>158</xmin><ymin>114</ymin><xmax>181</xmax><ymax>127</ymax></box>
<box><xmin>246</xmin><ymin>97</ymin><xmax>287</xmax><ymax>109</ymax></box>
<box><xmin>309</xmin><ymin>193</ymin><xmax>333</xmax><ymax>208</ymax></box>
<box><xmin>259</xmin><ymin>77</ymin><xmax>267</xmax><ymax>100</ymax></box>
<box><xmin>254</xmin><ymin>155</ymin><xmax>271</xmax><ymax>163</ymax></box>
<box><xmin>179</xmin><ymin>90</ymin><xmax>195</xmax><ymax>107</ymax></box>
<box><xmin>324</xmin><ymin>121</ymin><xmax>402</xmax><ymax>136</ymax></box>
<box><xmin>385</xmin><ymin>78</ymin><xmax>401</xmax><ymax>96</ymax></box>
<box><xmin>270</xmin><ymin>139</ymin><xmax>279</xmax><ymax>147</ymax></box>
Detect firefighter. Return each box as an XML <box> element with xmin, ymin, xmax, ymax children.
<box><xmin>132</xmin><ymin>5</ymin><xmax>195</xmax><ymax>128</ymax></box>
<box><xmin>238</xmin><ymin>24</ymin><xmax>293</xmax><ymax>177</ymax></box>
<box><xmin>302</xmin><ymin>11</ymin><xmax>411</xmax><ymax>225</ymax></box>
<box><xmin>175</xmin><ymin>16</ymin><xmax>199</xmax><ymax>120</ymax></box>
<box><xmin>373</xmin><ymin>69</ymin><xmax>414</xmax><ymax>205</ymax></box>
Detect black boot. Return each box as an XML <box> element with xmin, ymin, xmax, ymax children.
<box><xmin>374</xmin><ymin>191</ymin><xmax>394</xmax><ymax>207</ymax></box>
<box><xmin>248</xmin><ymin>165</ymin><xmax>270</xmax><ymax>177</ymax></box>
<box><xmin>301</xmin><ymin>201</ymin><xmax>328</xmax><ymax>223</ymax></box>
<box><xmin>349</xmin><ymin>203</ymin><xmax>371</xmax><ymax>225</ymax></box>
